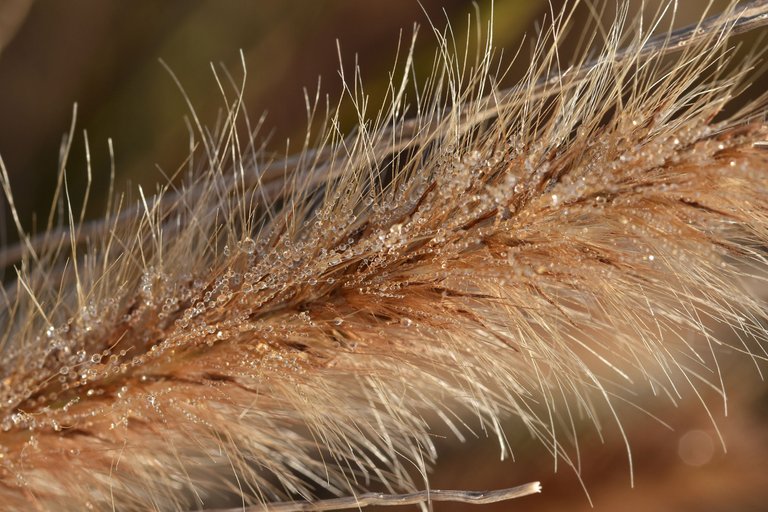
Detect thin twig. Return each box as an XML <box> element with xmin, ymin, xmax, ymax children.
<box><xmin>204</xmin><ymin>481</ymin><xmax>542</xmax><ymax>512</ymax></box>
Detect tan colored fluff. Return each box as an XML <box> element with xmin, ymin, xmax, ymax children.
<box><xmin>1</xmin><ymin>1</ymin><xmax>768</xmax><ymax>510</ymax></box>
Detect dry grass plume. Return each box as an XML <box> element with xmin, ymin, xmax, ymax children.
<box><xmin>1</xmin><ymin>1</ymin><xmax>768</xmax><ymax>510</ymax></box>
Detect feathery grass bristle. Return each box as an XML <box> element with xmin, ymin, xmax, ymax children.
<box><xmin>1</xmin><ymin>1</ymin><xmax>768</xmax><ymax>510</ymax></box>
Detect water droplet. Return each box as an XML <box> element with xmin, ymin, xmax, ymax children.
<box><xmin>240</xmin><ymin>237</ymin><xmax>257</xmax><ymax>255</ymax></box>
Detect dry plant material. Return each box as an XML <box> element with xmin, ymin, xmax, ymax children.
<box><xmin>1</xmin><ymin>1</ymin><xmax>768</xmax><ymax>510</ymax></box>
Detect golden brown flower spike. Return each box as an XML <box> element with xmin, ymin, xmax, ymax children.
<box><xmin>1</xmin><ymin>1</ymin><xmax>768</xmax><ymax>511</ymax></box>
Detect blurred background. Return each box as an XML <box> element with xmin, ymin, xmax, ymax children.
<box><xmin>1</xmin><ymin>1</ymin><xmax>767</xmax><ymax>510</ymax></box>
